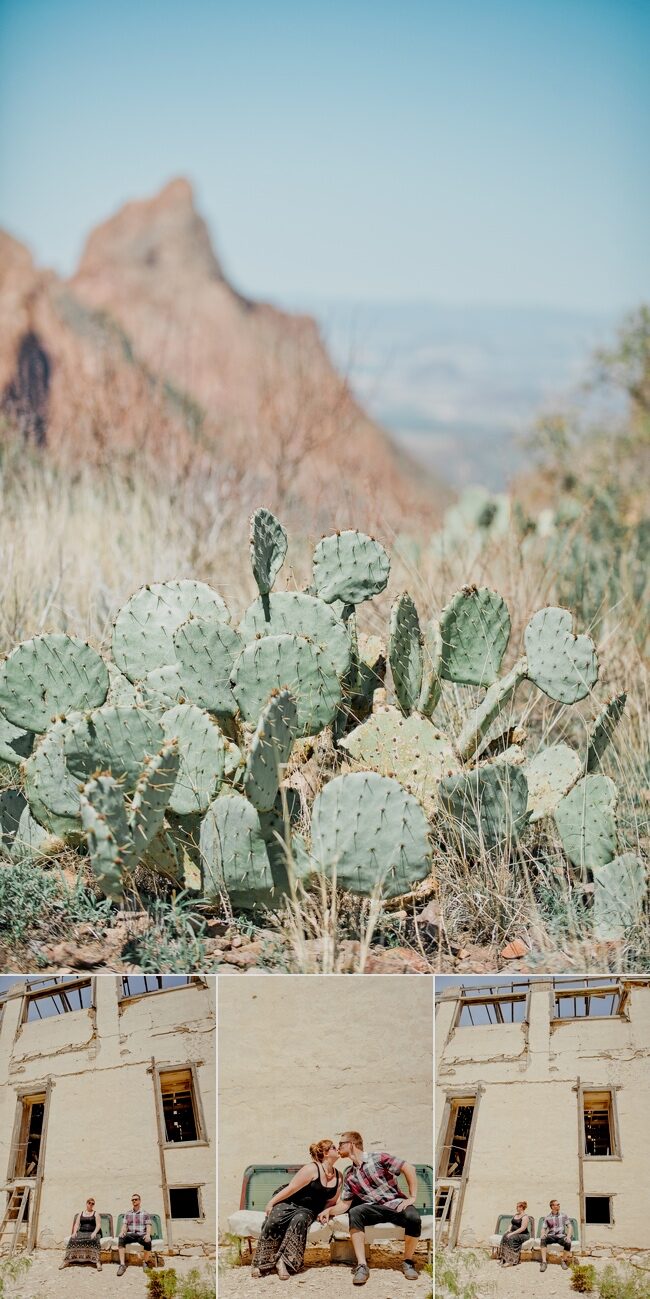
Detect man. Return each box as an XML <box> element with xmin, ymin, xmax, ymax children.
<box><xmin>116</xmin><ymin>1193</ymin><xmax>153</xmax><ymax>1276</ymax></box>
<box><xmin>539</xmin><ymin>1199</ymin><xmax>573</xmax><ymax>1272</ymax></box>
<box><xmin>319</xmin><ymin>1131</ymin><xmax>421</xmax><ymax>1285</ymax></box>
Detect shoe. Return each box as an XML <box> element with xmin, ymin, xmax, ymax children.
<box><xmin>58</xmin><ymin>1262</ymin><xmax>68</xmax><ymax>1269</ymax></box>
<box><xmin>352</xmin><ymin>1264</ymin><xmax>370</xmax><ymax>1285</ymax></box>
<box><xmin>561</xmin><ymin>1259</ymin><xmax>569</xmax><ymax>1270</ymax></box>
<box><xmin>402</xmin><ymin>1260</ymin><xmax>418</xmax><ymax>1279</ymax></box>
<box><xmin>276</xmin><ymin>1258</ymin><xmax>290</xmax><ymax>1280</ymax></box>
<box><xmin>117</xmin><ymin>1264</ymin><xmax>126</xmax><ymax>1276</ymax></box>
<box><xmin>251</xmin><ymin>1267</ymin><xmax>261</xmax><ymax>1278</ymax></box>
<box><xmin>540</xmin><ymin>1261</ymin><xmax>547</xmax><ymax>1271</ymax></box>
<box><xmin>96</xmin><ymin>1262</ymin><xmax>102</xmax><ymax>1271</ymax></box>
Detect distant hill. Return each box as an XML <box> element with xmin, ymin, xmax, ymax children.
<box><xmin>1</xmin><ymin>181</ymin><xmax>441</xmax><ymax>530</ymax></box>
<box><xmin>301</xmin><ymin>300</ymin><xmax>616</xmax><ymax>489</ymax></box>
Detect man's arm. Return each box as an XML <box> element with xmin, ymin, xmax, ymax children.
<box><xmin>319</xmin><ymin>1194</ymin><xmax>352</xmax><ymax>1223</ymax></box>
<box><xmin>565</xmin><ymin>1218</ymin><xmax>573</xmax><ymax>1241</ymax></box>
<box><xmin>400</xmin><ymin>1161</ymin><xmax>418</xmax><ymax>1209</ymax></box>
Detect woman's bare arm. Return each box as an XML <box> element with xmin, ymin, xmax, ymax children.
<box><xmin>264</xmin><ymin>1165</ymin><xmax>317</xmax><ymax>1214</ymax></box>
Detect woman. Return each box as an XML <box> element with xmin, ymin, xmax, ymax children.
<box><xmin>59</xmin><ymin>1197</ymin><xmax>102</xmax><ymax>1270</ymax></box>
<box><xmin>251</xmin><ymin>1140</ymin><xmax>341</xmax><ymax>1279</ymax></box>
<box><xmin>497</xmin><ymin>1200</ymin><xmax>531</xmax><ymax>1267</ymax></box>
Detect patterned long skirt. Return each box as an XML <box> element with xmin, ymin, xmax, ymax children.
<box><xmin>63</xmin><ymin>1230</ymin><xmax>101</xmax><ymax>1264</ymax></box>
<box><xmin>252</xmin><ymin>1204</ymin><xmax>314</xmax><ymax>1275</ymax></box>
<box><xmin>498</xmin><ymin>1231</ymin><xmax>529</xmax><ymax>1264</ymax></box>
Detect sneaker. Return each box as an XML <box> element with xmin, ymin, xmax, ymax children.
<box><xmin>561</xmin><ymin>1259</ymin><xmax>569</xmax><ymax>1270</ymax></box>
<box><xmin>353</xmin><ymin>1264</ymin><xmax>370</xmax><ymax>1285</ymax></box>
<box><xmin>117</xmin><ymin>1263</ymin><xmax>126</xmax><ymax>1276</ymax></box>
<box><xmin>540</xmin><ymin>1261</ymin><xmax>547</xmax><ymax>1272</ymax></box>
<box><xmin>402</xmin><ymin>1260</ymin><xmax>418</xmax><ymax>1279</ymax></box>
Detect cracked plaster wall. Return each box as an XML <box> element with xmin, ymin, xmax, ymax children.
<box><xmin>0</xmin><ymin>978</ymin><xmax>216</xmax><ymax>1248</ymax></box>
<box><xmin>218</xmin><ymin>977</ymin><xmax>433</xmax><ymax>1224</ymax></box>
<box><xmin>435</xmin><ymin>982</ymin><xmax>650</xmax><ymax>1249</ymax></box>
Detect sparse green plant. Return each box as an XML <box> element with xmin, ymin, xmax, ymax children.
<box><xmin>598</xmin><ymin>1261</ymin><xmax>650</xmax><ymax>1299</ymax></box>
<box><xmin>571</xmin><ymin>1260</ymin><xmax>597</xmax><ymax>1292</ymax></box>
<box><xmin>435</xmin><ymin>1248</ymin><xmax>493</xmax><ymax>1298</ymax></box>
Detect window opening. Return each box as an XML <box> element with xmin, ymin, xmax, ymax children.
<box><xmin>584</xmin><ymin>1092</ymin><xmax>616</xmax><ymax>1157</ymax></box>
<box><xmin>439</xmin><ymin>1100</ymin><xmax>475</xmax><ymax>1177</ymax></box>
<box><xmin>554</xmin><ymin>978</ymin><xmax>622</xmax><ymax>1019</ymax></box>
<box><xmin>14</xmin><ymin>1096</ymin><xmax>46</xmax><ymax>1180</ymax></box>
<box><xmin>169</xmin><ymin>1187</ymin><xmax>201</xmax><ymax>1218</ymax></box>
<box><xmin>121</xmin><ymin>975</ymin><xmax>192</xmax><ymax>998</ymax></box>
<box><xmin>25</xmin><ymin>979</ymin><xmax>92</xmax><ymax>1020</ymax></box>
<box><xmin>160</xmin><ymin>1069</ymin><xmax>199</xmax><ymax>1142</ymax></box>
<box><xmin>585</xmin><ymin>1196</ymin><xmax>612</xmax><ymax>1225</ymax></box>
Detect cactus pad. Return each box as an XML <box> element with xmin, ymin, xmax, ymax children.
<box><xmin>592</xmin><ymin>853</ymin><xmax>646</xmax><ymax>939</ymax></box>
<box><xmin>389</xmin><ymin>593</ymin><xmax>423</xmax><ymax>715</ymax></box>
<box><xmin>439</xmin><ymin>762</ymin><xmax>529</xmax><ymax>852</ymax></box>
<box><xmin>243</xmin><ymin>689</ymin><xmax>297</xmax><ymax>812</ymax></box>
<box><xmin>174</xmin><ymin>618</ymin><xmax>243</xmax><ymax>715</ymax></box>
<box><xmin>341</xmin><ymin>709</ymin><xmax>459</xmax><ymax>810</ymax></box>
<box><xmin>250</xmin><ymin>507</ymin><xmax>288</xmax><ymax>595</ymax></box>
<box><xmin>525</xmin><ymin>606</ymin><xmax>598</xmax><ymax>704</ymax></box>
<box><xmin>525</xmin><ymin>744</ymin><xmax>581</xmax><ymax>823</ymax></box>
<box><xmin>231</xmin><ymin>633</ymin><xmax>341</xmax><ymax>737</ymax></box>
<box><xmin>0</xmin><ymin>712</ymin><xmax>33</xmax><ymax>766</ymax></box>
<box><xmin>439</xmin><ymin>587</ymin><xmax>511</xmax><ymax>686</ymax></box>
<box><xmin>11</xmin><ymin>805</ymin><xmax>58</xmax><ymax>866</ymax></box>
<box><xmin>0</xmin><ymin>789</ymin><xmax>26</xmax><ymax>857</ymax></box>
<box><xmin>586</xmin><ymin>693</ymin><xmax>626</xmax><ymax>773</ymax></box>
<box><xmin>310</xmin><ymin>771</ymin><xmax>431</xmax><ymax>898</ymax></box>
<box><xmin>0</xmin><ymin>634</ymin><xmax>109</xmax><ymax>733</ymax></box>
<box><xmin>23</xmin><ymin>715</ymin><xmax>84</xmax><ymax>838</ymax></box>
<box><xmin>239</xmin><ymin>591</ymin><xmax>351</xmax><ymax>678</ymax></box>
<box><xmin>112</xmin><ymin>579</ymin><xmax>229</xmax><ymax>682</ymax></box>
<box><xmin>130</xmin><ymin>739</ymin><xmax>180</xmax><ymax>857</ymax></box>
<box><xmin>80</xmin><ymin>774</ymin><xmax>133</xmax><ymax>900</ymax></box>
<box><xmin>312</xmin><ymin>530</ymin><xmax>390</xmax><ymax>605</ymax></box>
<box><xmin>418</xmin><ymin>619</ymin><xmax>442</xmax><ymax>716</ymax></box>
<box><xmin>161</xmin><ymin>704</ymin><xmax>226</xmax><ymax>815</ymax></box>
<box><xmin>64</xmin><ymin>705</ymin><xmax>165</xmax><ymax>792</ymax></box>
<box><xmin>554</xmin><ymin>774</ymin><xmax>617</xmax><ymax>871</ymax></box>
<box><xmin>200</xmin><ymin>791</ymin><xmax>275</xmax><ymax>909</ymax></box>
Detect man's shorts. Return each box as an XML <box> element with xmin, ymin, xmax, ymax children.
<box><xmin>118</xmin><ymin>1232</ymin><xmax>152</xmax><ymax>1251</ymax></box>
<box><xmin>347</xmin><ymin>1202</ymin><xmax>422</xmax><ymax>1238</ymax></box>
<box><xmin>542</xmin><ymin>1233</ymin><xmax>571</xmax><ymax>1252</ymax></box>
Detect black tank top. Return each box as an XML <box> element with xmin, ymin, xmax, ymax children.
<box><xmin>78</xmin><ymin>1213</ymin><xmax>98</xmax><ymax>1234</ymax></box>
<box><xmin>279</xmin><ymin>1167</ymin><xmax>341</xmax><ymax>1214</ymax></box>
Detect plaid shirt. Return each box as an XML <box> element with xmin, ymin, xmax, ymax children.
<box><xmin>122</xmin><ymin>1210</ymin><xmax>151</xmax><ymax>1236</ymax></box>
<box><xmin>341</xmin><ymin>1152</ymin><xmax>406</xmax><ymax>1213</ymax></box>
<box><xmin>543</xmin><ymin>1213</ymin><xmax>569</xmax><ymax>1237</ymax></box>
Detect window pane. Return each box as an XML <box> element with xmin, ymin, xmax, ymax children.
<box><xmin>160</xmin><ymin>1070</ymin><xmax>199</xmax><ymax>1142</ymax></box>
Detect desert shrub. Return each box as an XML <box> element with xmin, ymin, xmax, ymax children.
<box><xmin>435</xmin><ymin>1248</ymin><xmax>492</xmax><ymax>1299</ymax></box>
<box><xmin>571</xmin><ymin>1260</ymin><xmax>597</xmax><ymax>1292</ymax></box>
<box><xmin>0</xmin><ymin>1256</ymin><xmax>32</xmax><ymax>1298</ymax></box>
<box><xmin>598</xmin><ymin>1262</ymin><xmax>650</xmax><ymax>1299</ymax></box>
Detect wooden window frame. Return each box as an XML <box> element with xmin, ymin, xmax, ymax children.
<box><xmin>453</xmin><ymin>985</ymin><xmax>530</xmax><ymax>1029</ymax></box>
<box><xmin>168</xmin><ymin>1184</ymin><xmax>205</xmax><ymax>1221</ymax></box>
<box><xmin>584</xmin><ymin>1194</ymin><xmax>615</xmax><ymax>1227</ymax></box>
<box><xmin>553</xmin><ymin>980</ymin><xmax>629</xmax><ymax>1022</ymax></box>
<box><xmin>118</xmin><ymin>975</ymin><xmax>206</xmax><ymax>1003</ymax></box>
<box><xmin>153</xmin><ymin>1061</ymin><xmax>209</xmax><ymax>1150</ymax></box>
<box><xmin>19</xmin><ymin>977</ymin><xmax>94</xmax><ymax>1025</ymax></box>
<box><xmin>580</xmin><ymin>1086</ymin><xmax>622</xmax><ymax>1161</ymax></box>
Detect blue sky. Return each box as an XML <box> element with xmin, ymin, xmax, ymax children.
<box><xmin>0</xmin><ymin>0</ymin><xmax>648</xmax><ymax>311</ymax></box>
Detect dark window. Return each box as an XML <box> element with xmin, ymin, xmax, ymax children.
<box><xmin>121</xmin><ymin>976</ymin><xmax>192</xmax><ymax>998</ymax></box>
<box><xmin>169</xmin><ymin>1187</ymin><xmax>201</xmax><ymax>1219</ymax></box>
<box><xmin>160</xmin><ymin>1069</ymin><xmax>199</xmax><ymax>1142</ymax></box>
<box><xmin>585</xmin><ymin>1196</ymin><xmax>612</xmax><ymax>1225</ymax></box>
<box><xmin>439</xmin><ymin>1101</ymin><xmax>475</xmax><ymax>1177</ymax></box>
<box><xmin>26</xmin><ymin>979</ymin><xmax>92</xmax><ymax>1020</ymax></box>
<box><xmin>584</xmin><ymin>1093</ymin><xmax>616</xmax><ymax>1157</ymax></box>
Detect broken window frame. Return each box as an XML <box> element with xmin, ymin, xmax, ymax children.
<box><xmin>585</xmin><ymin>1195</ymin><xmax>614</xmax><ymax>1226</ymax></box>
<box><xmin>168</xmin><ymin>1185</ymin><xmax>205</xmax><ymax>1220</ymax></box>
<box><xmin>454</xmin><ymin>983</ymin><xmax>530</xmax><ymax>1027</ymax></box>
<box><xmin>119</xmin><ymin>975</ymin><xmax>201</xmax><ymax>1000</ymax></box>
<box><xmin>582</xmin><ymin>1089</ymin><xmax>621</xmax><ymax>1160</ymax></box>
<box><xmin>553</xmin><ymin>978</ymin><xmax>628</xmax><ymax>1021</ymax></box>
<box><xmin>154</xmin><ymin>1062</ymin><xmax>209</xmax><ymax>1149</ymax></box>
<box><xmin>437</xmin><ymin>1096</ymin><xmax>477</xmax><ymax>1178</ymax></box>
<box><xmin>21</xmin><ymin>977</ymin><xmax>93</xmax><ymax>1023</ymax></box>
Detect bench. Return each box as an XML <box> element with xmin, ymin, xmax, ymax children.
<box><xmin>111</xmin><ymin>1213</ymin><xmax>166</xmax><ymax>1266</ymax></box>
<box><xmin>489</xmin><ymin>1213</ymin><xmax>580</xmax><ymax>1261</ymax></box>
<box><xmin>228</xmin><ymin>1163</ymin><xmax>434</xmax><ymax>1263</ymax></box>
<box><xmin>64</xmin><ymin>1212</ymin><xmax>114</xmax><ymax>1260</ymax></box>
<box><xmin>489</xmin><ymin>1211</ymin><xmax>536</xmax><ymax>1257</ymax></box>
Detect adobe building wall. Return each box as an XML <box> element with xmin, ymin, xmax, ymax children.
<box><xmin>218</xmin><ymin>976</ymin><xmax>434</xmax><ymax>1226</ymax></box>
<box><xmin>0</xmin><ymin>976</ymin><xmax>216</xmax><ymax>1249</ymax></box>
<box><xmin>435</xmin><ymin>980</ymin><xmax>650</xmax><ymax>1252</ymax></box>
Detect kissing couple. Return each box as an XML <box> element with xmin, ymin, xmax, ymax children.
<box><xmin>251</xmin><ymin>1130</ymin><xmax>422</xmax><ymax>1285</ymax></box>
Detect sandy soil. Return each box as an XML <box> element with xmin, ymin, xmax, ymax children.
<box><xmin>219</xmin><ymin>1245</ymin><xmax>431</xmax><ymax>1298</ymax></box>
<box><xmin>6</xmin><ymin>1250</ymin><xmax>215</xmax><ymax>1298</ymax></box>
<box><xmin>451</xmin><ymin>1252</ymin><xmax>620</xmax><ymax>1299</ymax></box>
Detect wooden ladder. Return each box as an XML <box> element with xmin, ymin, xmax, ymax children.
<box><xmin>0</xmin><ymin>1184</ymin><xmax>31</xmax><ymax>1256</ymax></box>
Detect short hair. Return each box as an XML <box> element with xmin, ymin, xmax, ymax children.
<box><xmin>550</xmin><ymin>1199</ymin><xmax>559</xmax><ymax>1208</ymax></box>
<box><xmin>517</xmin><ymin>1201</ymin><xmax>528</xmax><ymax>1210</ymax></box>
<box><xmin>340</xmin><ymin>1131</ymin><xmax>364</xmax><ymax>1149</ymax></box>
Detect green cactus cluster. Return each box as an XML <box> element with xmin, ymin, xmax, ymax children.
<box><xmin>0</xmin><ymin>507</ymin><xmax>644</xmax><ymax>938</ymax></box>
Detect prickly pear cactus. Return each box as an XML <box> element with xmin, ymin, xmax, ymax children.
<box><xmin>161</xmin><ymin>704</ymin><xmax>226</xmax><ymax>815</ymax></box>
<box><xmin>525</xmin><ymin>607</ymin><xmax>598</xmax><ymax>704</ymax></box>
<box><xmin>130</xmin><ymin>739</ymin><xmax>180</xmax><ymax>858</ymax></box>
<box><xmin>250</xmin><ymin>507</ymin><xmax>288</xmax><ymax>596</ymax></box>
<box><xmin>173</xmin><ymin>618</ymin><xmax>243</xmax><ymax>715</ymax></box>
<box><xmin>0</xmin><ymin>712</ymin><xmax>33</xmax><ymax>766</ymax></box>
<box><xmin>586</xmin><ymin>693</ymin><xmax>626</xmax><ymax>773</ymax></box>
<box><xmin>64</xmin><ymin>705</ymin><xmax>165</xmax><ymax>792</ymax></box>
<box><xmin>112</xmin><ymin>580</ymin><xmax>230</xmax><ymax>682</ymax></box>
<box><xmin>310</xmin><ymin>771</ymin><xmax>431</xmax><ymax>897</ymax></box>
<box><xmin>439</xmin><ymin>762</ymin><xmax>529</xmax><ymax>852</ymax></box>
<box><xmin>231</xmin><ymin>633</ymin><xmax>341</xmax><ymax>737</ymax></box>
<box><xmin>243</xmin><ymin>689</ymin><xmax>297</xmax><ymax>812</ymax></box>
<box><xmin>554</xmin><ymin>774</ymin><xmax>618</xmax><ymax>872</ymax></box>
<box><xmin>389</xmin><ymin>593</ymin><xmax>423</xmax><ymax>715</ymax></box>
<box><xmin>312</xmin><ymin>531</ymin><xmax>390</xmax><ymax>606</ymax></box>
<box><xmin>341</xmin><ymin>709</ymin><xmax>459</xmax><ymax>810</ymax></box>
<box><xmin>200</xmin><ymin>791</ymin><xmax>276</xmax><ymax>910</ymax></box>
<box><xmin>418</xmin><ymin>619</ymin><xmax>442</xmax><ymax>716</ymax></box>
<box><xmin>439</xmin><ymin>587</ymin><xmax>510</xmax><ymax>687</ymax></box>
<box><xmin>80</xmin><ymin>774</ymin><xmax>133</xmax><ymax>901</ymax></box>
<box><xmin>592</xmin><ymin>853</ymin><xmax>646</xmax><ymax>939</ymax></box>
<box><xmin>239</xmin><ymin>592</ymin><xmax>351</xmax><ymax>679</ymax></box>
<box><xmin>0</xmin><ymin>634</ymin><xmax>109</xmax><ymax>732</ymax></box>
<box><xmin>525</xmin><ymin>744</ymin><xmax>582</xmax><ymax>823</ymax></box>
<box><xmin>23</xmin><ymin>714</ymin><xmax>84</xmax><ymax>839</ymax></box>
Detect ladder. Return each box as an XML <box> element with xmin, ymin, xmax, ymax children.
<box><xmin>0</xmin><ymin>1183</ymin><xmax>31</xmax><ymax>1256</ymax></box>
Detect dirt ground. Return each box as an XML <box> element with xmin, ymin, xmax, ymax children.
<box><xmin>451</xmin><ymin>1251</ymin><xmax>637</xmax><ymax>1298</ymax></box>
<box><xmin>219</xmin><ymin>1244</ymin><xmax>431</xmax><ymax>1298</ymax></box>
<box><xmin>6</xmin><ymin>1250</ymin><xmax>215</xmax><ymax>1298</ymax></box>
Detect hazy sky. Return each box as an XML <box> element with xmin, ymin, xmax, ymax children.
<box><xmin>0</xmin><ymin>0</ymin><xmax>648</xmax><ymax>311</ymax></box>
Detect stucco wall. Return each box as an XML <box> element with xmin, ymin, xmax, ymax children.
<box><xmin>436</xmin><ymin>980</ymin><xmax>650</xmax><ymax>1250</ymax></box>
<box><xmin>0</xmin><ymin>976</ymin><xmax>216</xmax><ymax>1249</ymax></box>
<box><xmin>218</xmin><ymin>975</ymin><xmax>433</xmax><ymax>1225</ymax></box>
